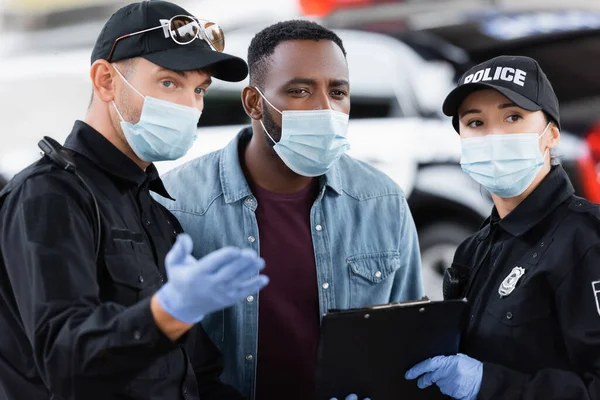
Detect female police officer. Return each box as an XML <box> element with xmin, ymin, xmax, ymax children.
<box><xmin>405</xmin><ymin>55</ymin><xmax>600</xmax><ymax>399</ymax></box>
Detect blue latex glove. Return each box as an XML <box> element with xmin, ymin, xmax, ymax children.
<box><xmin>330</xmin><ymin>395</ymin><xmax>370</xmax><ymax>400</ymax></box>
<box><xmin>156</xmin><ymin>233</ymin><xmax>269</xmax><ymax>323</ymax></box>
<box><xmin>405</xmin><ymin>354</ymin><xmax>482</xmax><ymax>400</ymax></box>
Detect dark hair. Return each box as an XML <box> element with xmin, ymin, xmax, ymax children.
<box><xmin>247</xmin><ymin>20</ymin><xmax>347</xmax><ymax>88</ymax></box>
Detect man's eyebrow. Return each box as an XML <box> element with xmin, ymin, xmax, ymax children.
<box><xmin>331</xmin><ymin>79</ymin><xmax>349</xmax><ymax>87</ymax></box>
<box><xmin>498</xmin><ymin>102</ymin><xmax>519</xmax><ymax>109</ymax></box>
<box><xmin>201</xmin><ymin>75</ymin><xmax>212</xmax><ymax>86</ymax></box>
<box><xmin>459</xmin><ymin>109</ymin><xmax>481</xmax><ymax>119</ymax></box>
<box><xmin>284</xmin><ymin>77</ymin><xmax>317</xmax><ymax>86</ymax></box>
<box><xmin>283</xmin><ymin>78</ymin><xmax>349</xmax><ymax>87</ymax></box>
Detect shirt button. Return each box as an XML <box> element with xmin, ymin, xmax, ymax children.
<box><xmin>133</xmin><ymin>330</ymin><xmax>142</xmax><ymax>340</ymax></box>
<box><xmin>506</xmin><ymin>312</ymin><xmax>513</xmax><ymax>320</ymax></box>
<box><xmin>138</xmin><ymin>275</ymin><xmax>144</xmax><ymax>283</ymax></box>
<box><xmin>532</xmin><ymin>253</ymin><xmax>538</xmax><ymax>258</ymax></box>
<box><xmin>375</xmin><ymin>271</ymin><xmax>382</xmax><ymax>279</ymax></box>
<box><xmin>159</xmin><ymin>274</ymin><xmax>164</xmax><ymax>284</ymax></box>
<box><xmin>245</xmin><ymin>354</ymin><xmax>253</xmax><ymax>361</ymax></box>
<box><xmin>245</xmin><ymin>197</ymin><xmax>255</xmax><ymax>205</ymax></box>
<box><xmin>315</xmin><ymin>225</ymin><xmax>323</xmax><ymax>231</ymax></box>
<box><xmin>247</xmin><ymin>295</ymin><xmax>254</xmax><ymax>303</ymax></box>
<box><xmin>322</xmin><ymin>282</ymin><xmax>329</xmax><ymax>290</ymax></box>
<box><xmin>248</xmin><ymin>236</ymin><xmax>256</xmax><ymax>243</ymax></box>
<box><xmin>145</xmin><ymin>220</ymin><xmax>151</xmax><ymax>226</ymax></box>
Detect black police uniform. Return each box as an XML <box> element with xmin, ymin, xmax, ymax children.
<box><xmin>446</xmin><ymin>165</ymin><xmax>600</xmax><ymax>399</ymax></box>
<box><xmin>0</xmin><ymin>122</ymin><xmax>244</xmax><ymax>400</ymax></box>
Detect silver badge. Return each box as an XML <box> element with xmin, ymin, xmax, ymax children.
<box><xmin>499</xmin><ymin>267</ymin><xmax>526</xmax><ymax>298</ymax></box>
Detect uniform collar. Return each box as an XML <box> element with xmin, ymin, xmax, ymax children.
<box><xmin>219</xmin><ymin>127</ymin><xmax>343</xmax><ymax>204</ymax></box>
<box><xmin>63</xmin><ymin>120</ymin><xmax>174</xmax><ymax>200</ymax></box>
<box><xmin>495</xmin><ymin>165</ymin><xmax>574</xmax><ymax>237</ymax></box>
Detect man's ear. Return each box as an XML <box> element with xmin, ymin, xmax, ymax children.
<box><xmin>90</xmin><ymin>60</ymin><xmax>117</xmax><ymax>103</ymax></box>
<box><xmin>241</xmin><ymin>86</ymin><xmax>263</xmax><ymax>121</ymax></box>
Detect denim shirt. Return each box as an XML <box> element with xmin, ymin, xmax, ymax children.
<box><xmin>156</xmin><ymin>128</ymin><xmax>424</xmax><ymax>399</ymax></box>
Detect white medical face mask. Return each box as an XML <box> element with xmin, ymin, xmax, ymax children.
<box><xmin>255</xmin><ymin>87</ymin><xmax>350</xmax><ymax>177</ymax></box>
<box><xmin>112</xmin><ymin>65</ymin><xmax>201</xmax><ymax>162</ymax></box>
<box><xmin>460</xmin><ymin>122</ymin><xmax>551</xmax><ymax>198</ymax></box>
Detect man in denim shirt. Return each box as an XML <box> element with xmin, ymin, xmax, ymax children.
<box><xmin>157</xmin><ymin>20</ymin><xmax>424</xmax><ymax>400</ymax></box>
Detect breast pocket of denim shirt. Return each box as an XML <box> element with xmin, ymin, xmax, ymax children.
<box><xmin>347</xmin><ymin>251</ymin><xmax>402</xmax><ymax>308</ymax></box>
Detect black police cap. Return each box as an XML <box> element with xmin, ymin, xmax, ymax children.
<box><xmin>443</xmin><ymin>55</ymin><xmax>560</xmax><ymax>132</ymax></box>
<box><xmin>91</xmin><ymin>0</ymin><xmax>248</xmax><ymax>82</ymax></box>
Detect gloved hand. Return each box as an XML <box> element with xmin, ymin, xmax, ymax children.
<box><xmin>156</xmin><ymin>233</ymin><xmax>269</xmax><ymax>324</ymax></box>
<box><xmin>405</xmin><ymin>354</ymin><xmax>482</xmax><ymax>400</ymax></box>
<box><xmin>330</xmin><ymin>395</ymin><xmax>370</xmax><ymax>400</ymax></box>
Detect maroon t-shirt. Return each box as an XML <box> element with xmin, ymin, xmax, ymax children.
<box><xmin>252</xmin><ymin>180</ymin><xmax>320</xmax><ymax>400</ymax></box>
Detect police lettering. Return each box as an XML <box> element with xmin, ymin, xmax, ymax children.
<box><xmin>463</xmin><ymin>67</ymin><xmax>527</xmax><ymax>87</ymax></box>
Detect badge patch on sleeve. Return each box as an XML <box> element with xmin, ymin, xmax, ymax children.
<box><xmin>593</xmin><ymin>281</ymin><xmax>600</xmax><ymax>317</ymax></box>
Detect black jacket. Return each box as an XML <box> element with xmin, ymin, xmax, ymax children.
<box><xmin>448</xmin><ymin>165</ymin><xmax>600</xmax><ymax>399</ymax></box>
<box><xmin>0</xmin><ymin>121</ymin><xmax>245</xmax><ymax>400</ymax></box>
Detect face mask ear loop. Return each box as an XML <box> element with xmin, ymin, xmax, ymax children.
<box><xmin>538</xmin><ymin>122</ymin><xmax>551</xmax><ymax>139</ymax></box>
<box><xmin>111</xmin><ymin>101</ymin><xmax>126</xmax><ymax>122</ymax></box>
<box><xmin>112</xmin><ymin>64</ymin><xmax>145</xmax><ymax>99</ymax></box>
<box><xmin>254</xmin><ymin>86</ymin><xmax>283</xmax><ymax>115</ymax></box>
<box><xmin>539</xmin><ymin>122</ymin><xmax>552</xmax><ymax>158</ymax></box>
<box><xmin>259</xmin><ymin>119</ymin><xmax>277</xmax><ymax>145</ymax></box>
<box><xmin>254</xmin><ymin>86</ymin><xmax>281</xmax><ymax>145</ymax></box>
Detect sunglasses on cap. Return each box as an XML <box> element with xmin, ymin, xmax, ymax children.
<box><xmin>106</xmin><ymin>15</ymin><xmax>225</xmax><ymax>62</ymax></box>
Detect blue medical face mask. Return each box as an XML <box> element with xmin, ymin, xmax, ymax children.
<box><xmin>254</xmin><ymin>87</ymin><xmax>350</xmax><ymax>177</ymax></box>
<box><xmin>460</xmin><ymin>122</ymin><xmax>551</xmax><ymax>198</ymax></box>
<box><xmin>112</xmin><ymin>65</ymin><xmax>201</xmax><ymax>162</ymax></box>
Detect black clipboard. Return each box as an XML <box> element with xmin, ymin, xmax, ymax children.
<box><xmin>315</xmin><ymin>299</ymin><xmax>467</xmax><ymax>400</ymax></box>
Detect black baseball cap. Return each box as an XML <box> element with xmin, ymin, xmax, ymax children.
<box><xmin>91</xmin><ymin>0</ymin><xmax>248</xmax><ymax>82</ymax></box>
<box><xmin>443</xmin><ymin>55</ymin><xmax>560</xmax><ymax>133</ymax></box>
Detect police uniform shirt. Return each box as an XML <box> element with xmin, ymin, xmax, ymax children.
<box><xmin>451</xmin><ymin>165</ymin><xmax>600</xmax><ymax>399</ymax></box>
<box><xmin>0</xmin><ymin>121</ymin><xmax>243</xmax><ymax>400</ymax></box>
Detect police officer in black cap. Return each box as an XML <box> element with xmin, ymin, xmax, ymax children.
<box><xmin>405</xmin><ymin>55</ymin><xmax>600</xmax><ymax>399</ymax></box>
<box><xmin>0</xmin><ymin>1</ymin><xmax>269</xmax><ymax>399</ymax></box>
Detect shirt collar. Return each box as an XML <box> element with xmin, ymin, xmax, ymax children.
<box><xmin>219</xmin><ymin>127</ymin><xmax>344</xmax><ymax>204</ymax></box>
<box><xmin>496</xmin><ymin>165</ymin><xmax>574</xmax><ymax>237</ymax></box>
<box><xmin>322</xmin><ymin>158</ymin><xmax>343</xmax><ymax>195</ymax></box>
<box><xmin>63</xmin><ymin>120</ymin><xmax>174</xmax><ymax>200</ymax></box>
